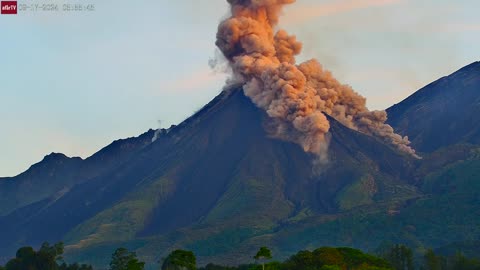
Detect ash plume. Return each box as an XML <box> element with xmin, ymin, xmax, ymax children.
<box><xmin>216</xmin><ymin>0</ymin><xmax>419</xmax><ymax>159</ymax></box>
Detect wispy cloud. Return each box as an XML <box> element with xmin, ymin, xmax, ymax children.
<box><xmin>282</xmin><ymin>0</ymin><xmax>404</xmax><ymax>25</ymax></box>
<box><xmin>157</xmin><ymin>68</ymin><xmax>227</xmax><ymax>94</ymax></box>
<box><xmin>383</xmin><ymin>22</ymin><xmax>480</xmax><ymax>34</ymax></box>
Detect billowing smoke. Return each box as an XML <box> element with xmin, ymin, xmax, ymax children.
<box><xmin>216</xmin><ymin>0</ymin><xmax>419</xmax><ymax>159</ymax></box>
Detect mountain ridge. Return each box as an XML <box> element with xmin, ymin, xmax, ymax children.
<box><xmin>0</xmin><ymin>62</ymin><xmax>479</xmax><ymax>268</ymax></box>
<box><xmin>387</xmin><ymin>61</ymin><xmax>480</xmax><ymax>153</ymax></box>
<box><xmin>0</xmin><ymin>129</ymin><xmax>156</xmax><ymax>217</ymax></box>
<box><xmin>0</xmin><ymin>86</ymin><xmax>418</xmax><ymax>266</ymax></box>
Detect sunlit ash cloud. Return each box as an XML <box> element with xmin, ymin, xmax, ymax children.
<box><xmin>215</xmin><ymin>0</ymin><xmax>419</xmax><ymax>161</ymax></box>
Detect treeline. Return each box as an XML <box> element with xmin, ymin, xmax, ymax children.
<box><xmin>379</xmin><ymin>244</ymin><xmax>480</xmax><ymax>270</ymax></box>
<box><xmin>1</xmin><ymin>243</ymin><xmax>479</xmax><ymax>270</ymax></box>
<box><xmin>0</xmin><ymin>242</ymin><xmax>92</xmax><ymax>270</ymax></box>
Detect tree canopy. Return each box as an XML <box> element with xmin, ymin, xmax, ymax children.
<box><xmin>254</xmin><ymin>247</ymin><xmax>272</xmax><ymax>261</ymax></box>
<box><xmin>162</xmin><ymin>250</ymin><xmax>196</xmax><ymax>270</ymax></box>
<box><xmin>2</xmin><ymin>242</ymin><xmax>92</xmax><ymax>270</ymax></box>
<box><xmin>2</xmin><ymin>242</ymin><xmax>480</xmax><ymax>270</ymax></box>
<box><xmin>109</xmin><ymin>248</ymin><xmax>144</xmax><ymax>270</ymax></box>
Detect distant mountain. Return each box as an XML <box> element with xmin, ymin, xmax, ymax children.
<box><xmin>0</xmin><ymin>153</ymin><xmax>83</xmax><ymax>216</ymax></box>
<box><xmin>387</xmin><ymin>61</ymin><xmax>480</xmax><ymax>153</ymax></box>
<box><xmin>0</xmin><ymin>62</ymin><xmax>479</xmax><ymax>269</ymax></box>
<box><xmin>0</xmin><ymin>129</ymin><xmax>155</xmax><ymax>216</ymax></box>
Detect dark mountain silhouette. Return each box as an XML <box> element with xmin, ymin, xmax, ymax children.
<box><xmin>0</xmin><ymin>153</ymin><xmax>82</xmax><ymax>216</ymax></box>
<box><xmin>0</xmin><ymin>62</ymin><xmax>479</xmax><ymax>268</ymax></box>
<box><xmin>0</xmin><ymin>129</ymin><xmax>155</xmax><ymax>217</ymax></box>
<box><xmin>387</xmin><ymin>61</ymin><xmax>480</xmax><ymax>153</ymax></box>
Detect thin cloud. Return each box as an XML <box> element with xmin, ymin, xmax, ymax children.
<box><xmin>282</xmin><ymin>0</ymin><xmax>404</xmax><ymax>25</ymax></box>
<box><xmin>159</xmin><ymin>69</ymin><xmax>227</xmax><ymax>94</ymax></box>
<box><xmin>385</xmin><ymin>22</ymin><xmax>480</xmax><ymax>34</ymax></box>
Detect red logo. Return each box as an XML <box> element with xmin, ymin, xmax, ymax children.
<box><xmin>1</xmin><ymin>1</ymin><xmax>17</xmax><ymax>14</ymax></box>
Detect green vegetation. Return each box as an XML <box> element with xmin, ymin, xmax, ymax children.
<box><xmin>380</xmin><ymin>245</ymin><xmax>414</xmax><ymax>270</ymax></box>
<box><xmin>335</xmin><ymin>175</ymin><xmax>377</xmax><ymax>210</ymax></box>
<box><xmin>2</xmin><ymin>243</ymin><xmax>480</xmax><ymax>270</ymax></box>
<box><xmin>65</xmin><ymin>178</ymin><xmax>175</xmax><ymax>247</ymax></box>
<box><xmin>1</xmin><ymin>242</ymin><xmax>92</xmax><ymax>270</ymax></box>
<box><xmin>380</xmin><ymin>245</ymin><xmax>480</xmax><ymax>270</ymax></box>
<box><xmin>109</xmin><ymin>248</ymin><xmax>144</xmax><ymax>270</ymax></box>
<box><xmin>254</xmin><ymin>247</ymin><xmax>272</xmax><ymax>270</ymax></box>
<box><xmin>281</xmin><ymin>247</ymin><xmax>391</xmax><ymax>270</ymax></box>
<box><xmin>162</xmin><ymin>250</ymin><xmax>196</xmax><ymax>270</ymax></box>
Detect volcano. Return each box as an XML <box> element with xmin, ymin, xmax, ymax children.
<box><xmin>0</xmin><ymin>85</ymin><xmax>418</xmax><ymax>265</ymax></box>
<box><xmin>1</xmin><ymin>63</ymin><xmax>480</xmax><ymax>268</ymax></box>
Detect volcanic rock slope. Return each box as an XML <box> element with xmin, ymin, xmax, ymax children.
<box><xmin>0</xmin><ymin>62</ymin><xmax>479</xmax><ymax>268</ymax></box>
<box><xmin>387</xmin><ymin>61</ymin><xmax>480</xmax><ymax>152</ymax></box>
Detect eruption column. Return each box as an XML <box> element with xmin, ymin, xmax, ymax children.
<box><xmin>216</xmin><ymin>0</ymin><xmax>419</xmax><ymax>159</ymax></box>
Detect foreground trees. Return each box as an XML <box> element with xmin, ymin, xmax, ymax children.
<box><xmin>421</xmin><ymin>250</ymin><xmax>480</xmax><ymax>270</ymax></box>
<box><xmin>161</xmin><ymin>250</ymin><xmax>196</xmax><ymax>270</ymax></box>
<box><xmin>2</xmin><ymin>243</ymin><xmax>480</xmax><ymax>270</ymax></box>
<box><xmin>1</xmin><ymin>242</ymin><xmax>92</xmax><ymax>270</ymax></box>
<box><xmin>283</xmin><ymin>247</ymin><xmax>391</xmax><ymax>270</ymax></box>
<box><xmin>382</xmin><ymin>244</ymin><xmax>414</xmax><ymax>270</ymax></box>
<box><xmin>381</xmin><ymin>246</ymin><xmax>480</xmax><ymax>270</ymax></box>
<box><xmin>253</xmin><ymin>247</ymin><xmax>272</xmax><ymax>270</ymax></box>
<box><xmin>109</xmin><ymin>248</ymin><xmax>145</xmax><ymax>270</ymax></box>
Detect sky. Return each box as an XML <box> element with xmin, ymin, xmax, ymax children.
<box><xmin>0</xmin><ymin>0</ymin><xmax>479</xmax><ymax>177</ymax></box>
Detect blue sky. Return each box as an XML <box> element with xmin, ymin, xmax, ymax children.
<box><xmin>0</xmin><ymin>0</ymin><xmax>479</xmax><ymax>177</ymax></box>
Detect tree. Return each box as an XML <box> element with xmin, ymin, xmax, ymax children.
<box><xmin>4</xmin><ymin>258</ymin><xmax>23</xmax><ymax>270</ymax></box>
<box><xmin>254</xmin><ymin>247</ymin><xmax>272</xmax><ymax>270</ymax></box>
<box><xmin>39</xmin><ymin>242</ymin><xmax>65</xmax><ymax>261</ymax></box>
<box><xmin>423</xmin><ymin>249</ymin><xmax>442</xmax><ymax>270</ymax></box>
<box><xmin>37</xmin><ymin>242</ymin><xmax>65</xmax><ymax>270</ymax></box>
<box><xmin>2</xmin><ymin>243</ymin><xmax>91</xmax><ymax>270</ymax></box>
<box><xmin>450</xmin><ymin>252</ymin><xmax>480</xmax><ymax>270</ymax></box>
<box><xmin>13</xmin><ymin>246</ymin><xmax>36</xmax><ymax>270</ymax></box>
<box><xmin>382</xmin><ymin>244</ymin><xmax>414</xmax><ymax>270</ymax></box>
<box><xmin>4</xmin><ymin>242</ymin><xmax>66</xmax><ymax>270</ymax></box>
<box><xmin>161</xmin><ymin>250</ymin><xmax>196</xmax><ymax>270</ymax></box>
<box><xmin>110</xmin><ymin>247</ymin><xmax>144</xmax><ymax>270</ymax></box>
<box><xmin>59</xmin><ymin>262</ymin><xmax>94</xmax><ymax>270</ymax></box>
<box><xmin>283</xmin><ymin>250</ymin><xmax>314</xmax><ymax>270</ymax></box>
<box><xmin>127</xmin><ymin>259</ymin><xmax>145</xmax><ymax>270</ymax></box>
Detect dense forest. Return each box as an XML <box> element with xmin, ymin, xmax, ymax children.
<box><xmin>1</xmin><ymin>242</ymin><xmax>479</xmax><ymax>270</ymax></box>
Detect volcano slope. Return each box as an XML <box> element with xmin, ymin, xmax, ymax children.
<box><xmin>0</xmin><ymin>129</ymin><xmax>155</xmax><ymax>217</ymax></box>
<box><xmin>2</xmin><ymin>62</ymin><xmax>480</xmax><ymax>267</ymax></box>
<box><xmin>0</xmin><ymin>86</ymin><xmax>420</xmax><ymax>267</ymax></box>
<box><xmin>387</xmin><ymin>61</ymin><xmax>480</xmax><ymax>153</ymax></box>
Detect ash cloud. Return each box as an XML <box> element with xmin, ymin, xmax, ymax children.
<box><xmin>216</xmin><ymin>0</ymin><xmax>419</xmax><ymax>159</ymax></box>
